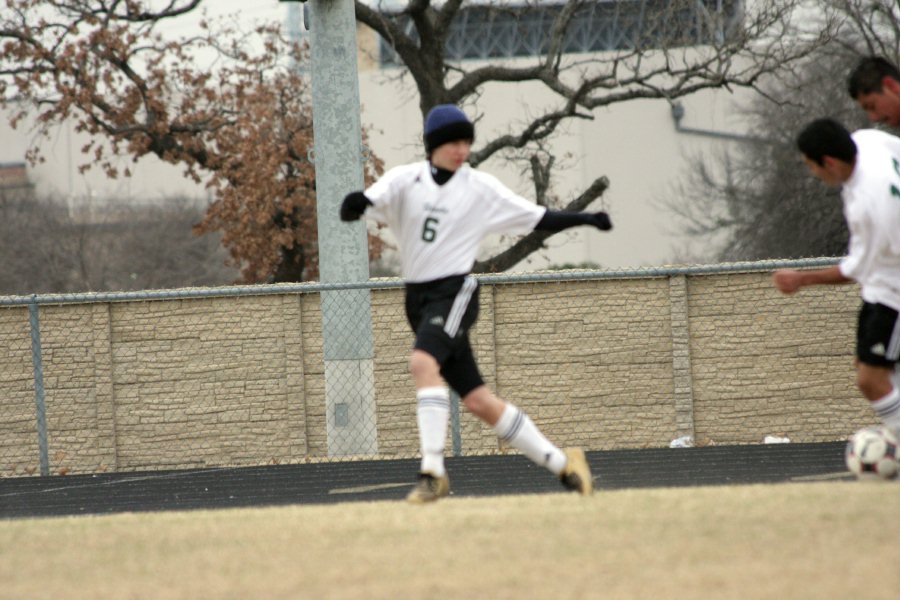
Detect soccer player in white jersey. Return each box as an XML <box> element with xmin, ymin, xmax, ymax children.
<box><xmin>340</xmin><ymin>104</ymin><xmax>613</xmax><ymax>502</ymax></box>
<box><xmin>848</xmin><ymin>56</ymin><xmax>900</xmax><ymax>128</ymax></box>
<box><xmin>773</xmin><ymin>118</ymin><xmax>900</xmax><ymax>440</ymax></box>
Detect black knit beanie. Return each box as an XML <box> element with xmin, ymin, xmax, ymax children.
<box><xmin>423</xmin><ymin>104</ymin><xmax>475</xmax><ymax>154</ymax></box>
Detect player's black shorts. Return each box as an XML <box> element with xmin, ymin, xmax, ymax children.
<box><xmin>404</xmin><ymin>274</ymin><xmax>484</xmax><ymax>397</ymax></box>
<box><xmin>856</xmin><ymin>301</ymin><xmax>900</xmax><ymax>367</ymax></box>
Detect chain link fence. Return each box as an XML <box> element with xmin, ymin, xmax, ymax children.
<box><xmin>1</xmin><ymin>258</ymin><xmax>859</xmax><ymax>477</ymax></box>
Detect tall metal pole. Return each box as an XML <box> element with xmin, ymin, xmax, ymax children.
<box><xmin>28</xmin><ymin>299</ymin><xmax>50</xmax><ymax>476</ymax></box>
<box><xmin>303</xmin><ymin>0</ymin><xmax>378</xmax><ymax>456</ymax></box>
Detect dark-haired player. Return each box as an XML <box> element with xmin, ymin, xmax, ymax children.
<box><xmin>774</xmin><ymin>118</ymin><xmax>900</xmax><ymax>439</ymax></box>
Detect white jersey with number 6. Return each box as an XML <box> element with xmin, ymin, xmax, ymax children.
<box><xmin>840</xmin><ymin>130</ymin><xmax>900</xmax><ymax>311</ymax></box>
<box><xmin>364</xmin><ymin>162</ymin><xmax>546</xmax><ymax>283</ymax></box>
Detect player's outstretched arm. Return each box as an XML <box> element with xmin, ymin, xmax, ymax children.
<box><xmin>772</xmin><ymin>266</ymin><xmax>850</xmax><ymax>294</ymax></box>
<box><xmin>340</xmin><ymin>192</ymin><xmax>373</xmax><ymax>222</ymax></box>
<box><xmin>535</xmin><ymin>210</ymin><xmax>612</xmax><ymax>233</ymax></box>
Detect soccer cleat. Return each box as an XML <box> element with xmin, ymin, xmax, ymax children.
<box><xmin>406</xmin><ymin>472</ymin><xmax>451</xmax><ymax>503</ymax></box>
<box><xmin>559</xmin><ymin>448</ymin><xmax>594</xmax><ymax>495</ymax></box>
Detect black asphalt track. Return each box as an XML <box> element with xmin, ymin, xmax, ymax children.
<box><xmin>0</xmin><ymin>442</ymin><xmax>850</xmax><ymax>519</ymax></box>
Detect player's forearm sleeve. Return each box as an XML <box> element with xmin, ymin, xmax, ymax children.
<box><xmin>340</xmin><ymin>192</ymin><xmax>373</xmax><ymax>222</ymax></box>
<box><xmin>535</xmin><ymin>210</ymin><xmax>612</xmax><ymax>232</ymax></box>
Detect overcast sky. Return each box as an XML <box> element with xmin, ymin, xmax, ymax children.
<box><xmin>155</xmin><ymin>1</ymin><xmax>288</xmax><ymax>41</ymax></box>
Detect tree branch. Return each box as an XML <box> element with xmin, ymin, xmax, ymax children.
<box><xmin>473</xmin><ymin>175</ymin><xmax>609</xmax><ymax>273</ymax></box>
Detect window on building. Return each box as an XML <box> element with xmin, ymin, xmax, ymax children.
<box><xmin>380</xmin><ymin>0</ymin><xmax>742</xmax><ymax>65</ymax></box>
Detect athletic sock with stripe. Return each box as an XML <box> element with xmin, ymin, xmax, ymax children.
<box><xmin>871</xmin><ymin>386</ymin><xmax>900</xmax><ymax>436</ymax></box>
<box><xmin>492</xmin><ymin>403</ymin><xmax>567</xmax><ymax>475</ymax></box>
<box><xmin>416</xmin><ymin>386</ymin><xmax>451</xmax><ymax>477</ymax></box>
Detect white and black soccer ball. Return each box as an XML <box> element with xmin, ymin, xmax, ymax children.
<box><xmin>845</xmin><ymin>426</ymin><xmax>900</xmax><ymax>480</ymax></box>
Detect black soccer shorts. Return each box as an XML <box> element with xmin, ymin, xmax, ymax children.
<box><xmin>856</xmin><ymin>301</ymin><xmax>900</xmax><ymax>367</ymax></box>
<box><xmin>404</xmin><ymin>274</ymin><xmax>485</xmax><ymax>397</ymax></box>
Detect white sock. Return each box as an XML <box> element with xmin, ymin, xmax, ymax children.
<box><xmin>493</xmin><ymin>403</ymin><xmax>567</xmax><ymax>475</ymax></box>
<box><xmin>417</xmin><ymin>387</ymin><xmax>450</xmax><ymax>477</ymax></box>
<box><xmin>871</xmin><ymin>386</ymin><xmax>900</xmax><ymax>432</ymax></box>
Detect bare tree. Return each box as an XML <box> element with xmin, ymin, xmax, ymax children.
<box><xmin>0</xmin><ymin>190</ymin><xmax>73</xmax><ymax>294</ymax></box>
<box><xmin>829</xmin><ymin>0</ymin><xmax>900</xmax><ymax>62</ymax></box>
<box><xmin>86</xmin><ymin>197</ymin><xmax>240</xmax><ymax>291</ymax></box>
<box><xmin>0</xmin><ymin>1</ymin><xmax>834</xmax><ymax>279</ymax></box>
<box><xmin>355</xmin><ymin>0</ymin><xmax>836</xmax><ymax>271</ymax></box>
<box><xmin>0</xmin><ymin>191</ymin><xmax>238</xmax><ymax>295</ymax></box>
<box><xmin>661</xmin><ymin>0</ymin><xmax>900</xmax><ymax>261</ymax></box>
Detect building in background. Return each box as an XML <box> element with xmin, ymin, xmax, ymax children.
<box><xmin>351</xmin><ymin>1</ymin><xmax>754</xmax><ymax>270</ymax></box>
<box><xmin>0</xmin><ymin>1</ymin><xmax>754</xmax><ymax>273</ymax></box>
<box><xmin>0</xmin><ymin>162</ymin><xmax>33</xmax><ymax>200</ymax></box>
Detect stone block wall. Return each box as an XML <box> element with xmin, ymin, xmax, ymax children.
<box><xmin>0</xmin><ymin>269</ymin><xmax>868</xmax><ymax>476</ymax></box>
<box><xmin>687</xmin><ymin>272</ymin><xmax>865</xmax><ymax>444</ymax></box>
<box><xmin>0</xmin><ymin>306</ymin><xmax>38</xmax><ymax>474</ymax></box>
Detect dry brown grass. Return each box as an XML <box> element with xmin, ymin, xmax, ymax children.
<box><xmin>1</xmin><ymin>481</ymin><xmax>898</xmax><ymax>600</ymax></box>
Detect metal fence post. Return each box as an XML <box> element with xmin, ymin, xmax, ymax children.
<box><xmin>28</xmin><ymin>298</ymin><xmax>49</xmax><ymax>476</ymax></box>
<box><xmin>450</xmin><ymin>390</ymin><xmax>462</xmax><ymax>457</ymax></box>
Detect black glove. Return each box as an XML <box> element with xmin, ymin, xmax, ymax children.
<box><xmin>591</xmin><ymin>211</ymin><xmax>612</xmax><ymax>231</ymax></box>
<box><xmin>340</xmin><ymin>192</ymin><xmax>373</xmax><ymax>222</ymax></box>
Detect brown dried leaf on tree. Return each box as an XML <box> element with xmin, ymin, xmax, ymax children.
<box><xmin>0</xmin><ymin>0</ymin><xmax>383</xmax><ymax>283</ymax></box>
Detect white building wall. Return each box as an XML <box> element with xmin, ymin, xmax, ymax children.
<box><xmin>358</xmin><ymin>61</ymin><xmax>751</xmax><ymax>269</ymax></box>
<box><xmin>0</xmin><ymin>111</ymin><xmax>211</xmax><ymax>204</ymax></box>
<box><xmin>0</xmin><ymin>20</ymin><xmax>754</xmax><ymax>272</ymax></box>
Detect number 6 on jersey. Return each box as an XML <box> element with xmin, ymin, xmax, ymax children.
<box><xmin>422</xmin><ymin>217</ymin><xmax>439</xmax><ymax>242</ymax></box>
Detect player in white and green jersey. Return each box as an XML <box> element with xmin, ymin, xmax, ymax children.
<box><xmin>774</xmin><ymin>118</ymin><xmax>900</xmax><ymax>439</ymax></box>
<box><xmin>341</xmin><ymin>104</ymin><xmax>613</xmax><ymax>502</ymax></box>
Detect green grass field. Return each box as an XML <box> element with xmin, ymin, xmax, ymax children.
<box><xmin>1</xmin><ymin>481</ymin><xmax>898</xmax><ymax>600</ymax></box>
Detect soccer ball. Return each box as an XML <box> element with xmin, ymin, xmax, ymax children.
<box><xmin>845</xmin><ymin>426</ymin><xmax>900</xmax><ymax>480</ymax></box>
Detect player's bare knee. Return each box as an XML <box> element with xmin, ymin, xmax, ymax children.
<box><xmin>857</xmin><ymin>369</ymin><xmax>892</xmax><ymax>401</ymax></box>
<box><xmin>409</xmin><ymin>350</ymin><xmax>439</xmax><ymax>380</ymax></box>
<box><xmin>461</xmin><ymin>393</ymin><xmax>482</xmax><ymax>416</ymax></box>
<box><xmin>461</xmin><ymin>387</ymin><xmax>500</xmax><ymax>422</ymax></box>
